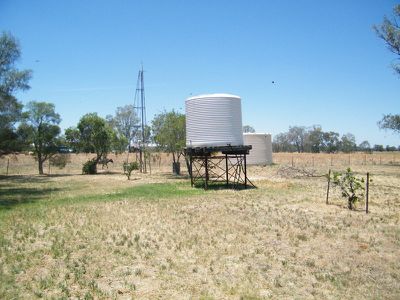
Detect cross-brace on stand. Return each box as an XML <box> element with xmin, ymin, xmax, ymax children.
<box><xmin>185</xmin><ymin>145</ymin><xmax>255</xmax><ymax>189</ymax></box>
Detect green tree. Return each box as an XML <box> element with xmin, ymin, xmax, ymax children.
<box><xmin>306</xmin><ymin>125</ymin><xmax>324</xmax><ymax>153</ymax></box>
<box><xmin>64</xmin><ymin>127</ymin><xmax>80</xmax><ymax>152</ymax></box>
<box><xmin>243</xmin><ymin>125</ymin><xmax>255</xmax><ymax>133</ymax></box>
<box><xmin>18</xmin><ymin>101</ymin><xmax>61</xmax><ymax>175</ymax></box>
<box><xmin>378</xmin><ymin>114</ymin><xmax>400</xmax><ymax>134</ymax></box>
<box><xmin>288</xmin><ymin>126</ymin><xmax>307</xmax><ymax>153</ymax></box>
<box><xmin>273</xmin><ymin>132</ymin><xmax>295</xmax><ymax>152</ymax></box>
<box><xmin>0</xmin><ymin>32</ymin><xmax>32</xmax><ymax>155</ymax></box>
<box><xmin>331</xmin><ymin>168</ymin><xmax>365</xmax><ymax>210</ymax></box>
<box><xmin>340</xmin><ymin>133</ymin><xmax>357</xmax><ymax>153</ymax></box>
<box><xmin>373</xmin><ymin>144</ymin><xmax>384</xmax><ymax>152</ymax></box>
<box><xmin>322</xmin><ymin>131</ymin><xmax>340</xmax><ymax>153</ymax></box>
<box><xmin>152</xmin><ymin>110</ymin><xmax>185</xmax><ymax>169</ymax></box>
<box><xmin>0</xmin><ymin>92</ymin><xmax>22</xmax><ymax>154</ymax></box>
<box><xmin>70</xmin><ymin>113</ymin><xmax>115</xmax><ymax>173</ymax></box>
<box><xmin>374</xmin><ymin>4</ymin><xmax>400</xmax><ymax>75</ymax></box>
<box><xmin>386</xmin><ymin>145</ymin><xmax>397</xmax><ymax>151</ymax></box>
<box><xmin>111</xmin><ymin>133</ymin><xmax>128</xmax><ymax>154</ymax></box>
<box><xmin>358</xmin><ymin>140</ymin><xmax>371</xmax><ymax>153</ymax></box>
<box><xmin>106</xmin><ymin>104</ymin><xmax>139</xmax><ymax>149</ymax></box>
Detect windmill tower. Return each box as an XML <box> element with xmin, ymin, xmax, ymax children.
<box><xmin>133</xmin><ymin>65</ymin><xmax>147</xmax><ymax>173</ymax></box>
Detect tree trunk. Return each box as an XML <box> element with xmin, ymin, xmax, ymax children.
<box><xmin>172</xmin><ymin>152</ymin><xmax>176</xmax><ymax>164</ymax></box>
<box><xmin>185</xmin><ymin>155</ymin><xmax>191</xmax><ymax>177</ymax></box>
<box><xmin>38</xmin><ymin>158</ymin><xmax>44</xmax><ymax>175</ymax></box>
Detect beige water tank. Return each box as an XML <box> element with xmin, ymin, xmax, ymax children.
<box><xmin>243</xmin><ymin>133</ymin><xmax>273</xmax><ymax>165</ymax></box>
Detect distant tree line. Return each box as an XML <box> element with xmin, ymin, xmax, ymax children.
<box><xmin>272</xmin><ymin>125</ymin><xmax>399</xmax><ymax>153</ymax></box>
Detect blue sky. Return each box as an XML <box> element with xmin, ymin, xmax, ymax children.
<box><xmin>1</xmin><ymin>0</ymin><xmax>399</xmax><ymax>146</ymax></box>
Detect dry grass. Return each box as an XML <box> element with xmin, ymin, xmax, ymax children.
<box><xmin>0</xmin><ymin>154</ymin><xmax>399</xmax><ymax>299</ymax></box>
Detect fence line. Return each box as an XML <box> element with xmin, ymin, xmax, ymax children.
<box><xmin>273</xmin><ymin>152</ymin><xmax>399</xmax><ymax>167</ymax></box>
<box><xmin>0</xmin><ymin>153</ymin><xmax>183</xmax><ymax>176</ymax></box>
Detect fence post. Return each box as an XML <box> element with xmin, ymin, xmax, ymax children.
<box><xmin>6</xmin><ymin>158</ymin><xmax>10</xmax><ymax>175</ymax></box>
<box><xmin>366</xmin><ymin>172</ymin><xmax>369</xmax><ymax>214</ymax></box>
<box><xmin>291</xmin><ymin>156</ymin><xmax>294</xmax><ymax>167</ymax></box>
<box><xmin>326</xmin><ymin>169</ymin><xmax>331</xmax><ymax>205</ymax></box>
<box><xmin>349</xmin><ymin>154</ymin><xmax>351</xmax><ymax>166</ymax></box>
<box><xmin>148</xmin><ymin>153</ymin><xmax>152</xmax><ymax>175</ymax></box>
<box><xmin>312</xmin><ymin>156</ymin><xmax>314</xmax><ymax>167</ymax></box>
<box><xmin>331</xmin><ymin>156</ymin><xmax>333</xmax><ymax>166</ymax></box>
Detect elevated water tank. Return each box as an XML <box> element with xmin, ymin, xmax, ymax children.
<box><xmin>186</xmin><ymin>93</ymin><xmax>244</xmax><ymax>148</ymax></box>
<box><xmin>243</xmin><ymin>133</ymin><xmax>273</xmax><ymax>165</ymax></box>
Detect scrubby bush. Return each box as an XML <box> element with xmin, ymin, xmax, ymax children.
<box><xmin>331</xmin><ymin>168</ymin><xmax>365</xmax><ymax>210</ymax></box>
<box><xmin>123</xmin><ymin>161</ymin><xmax>139</xmax><ymax>180</ymax></box>
<box><xmin>49</xmin><ymin>154</ymin><xmax>71</xmax><ymax>169</ymax></box>
<box><xmin>82</xmin><ymin>159</ymin><xmax>97</xmax><ymax>174</ymax></box>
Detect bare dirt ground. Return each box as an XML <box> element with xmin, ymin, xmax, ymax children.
<box><xmin>0</xmin><ymin>153</ymin><xmax>399</xmax><ymax>299</ymax></box>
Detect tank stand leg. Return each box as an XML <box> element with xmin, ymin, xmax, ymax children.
<box><xmin>190</xmin><ymin>155</ymin><xmax>193</xmax><ymax>187</ymax></box>
<box><xmin>205</xmin><ymin>156</ymin><xmax>208</xmax><ymax>190</ymax></box>
<box><xmin>244</xmin><ymin>154</ymin><xmax>247</xmax><ymax>189</ymax></box>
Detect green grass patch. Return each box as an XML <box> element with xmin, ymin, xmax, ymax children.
<box><xmin>0</xmin><ymin>182</ymin><xmax>204</xmax><ymax>217</ymax></box>
<box><xmin>76</xmin><ymin>183</ymin><xmax>204</xmax><ymax>203</ymax></box>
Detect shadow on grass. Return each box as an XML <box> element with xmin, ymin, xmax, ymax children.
<box><xmin>192</xmin><ymin>182</ymin><xmax>257</xmax><ymax>191</ymax></box>
<box><xmin>0</xmin><ymin>175</ymin><xmax>55</xmax><ymax>183</ymax></box>
<box><xmin>0</xmin><ymin>175</ymin><xmax>66</xmax><ymax>210</ymax></box>
<box><xmin>165</xmin><ymin>174</ymin><xmax>191</xmax><ymax>180</ymax></box>
<box><xmin>0</xmin><ymin>186</ymin><xmax>62</xmax><ymax>210</ymax></box>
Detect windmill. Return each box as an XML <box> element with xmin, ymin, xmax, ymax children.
<box><xmin>133</xmin><ymin>65</ymin><xmax>147</xmax><ymax>173</ymax></box>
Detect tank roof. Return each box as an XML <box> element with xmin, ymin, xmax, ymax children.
<box><xmin>243</xmin><ymin>133</ymin><xmax>272</xmax><ymax>136</ymax></box>
<box><xmin>186</xmin><ymin>93</ymin><xmax>241</xmax><ymax>101</ymax></box>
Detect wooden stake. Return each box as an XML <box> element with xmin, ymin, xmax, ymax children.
<box><xmin>326</xmin><ymin>169</ymin><xmax>331</xmax><ymax>205</ymax></box>
<box><xmin>291</xmin><ymin>156</ymin><xmax>294</xmax><ymax>167</ymax></box>
<box><xmin>6</xmin><ymin>158</ymin><xmax>9</xmax><ymax>175</ymax></box>
<box><xmin>331</xmin><ymin>156</ymin><xmax>333</xmax><ymax>166</ymax></box>
<box><xmin>366</xmin><ymin>172</ymin><xmax>369</xmax><ymax>214</ymax></box>
<box><xmin>148</xmin><ymin>153</ymin><xmax>152</xmax><ymax>175</ymax></box>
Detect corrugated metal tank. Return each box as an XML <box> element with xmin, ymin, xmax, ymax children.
<box><xmin>243</xmin><ymin>133</ymin><xmax>273</xmax><ymax>165</ymax></box>
<box><xmin>186</xmin><ymin>94</ymin><xmax>244</xmax><ymax>148</ymax></box>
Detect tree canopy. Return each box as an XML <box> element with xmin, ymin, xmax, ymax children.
<box><xmin>378</xmin><ymin>114</ymin><xmax>400</xmax><ymax>134</ymax></box>
<box><xmin>0</xmin><ymin>32</ymin><xmax>32</xmax><ymax>155</ymax></box>
<box><xmin>18</xmin><ymin>101</ymin><xmax>61</xmax><ymax>174</ymax></box>
<box><xmin>374</xmin><ymin>4</ymin><xmax>400</xmax><ymax>75</ymax></box>
<box><xmin>152</xmin><ymin>110</ymin><xmax>185</xmax><ymax>164</ymax></box>
<box><xmin>243</xmin><ymin>125</ymin><xmax>255</xmax><ymax>133</ymax></box>
<box><xmin>0</xmin><ymin>32</ymin><xmax>32</xmax><ymax>94</ymax></box>
<box><xmin>74</xmin><ymin>113</ymin><xmax>115</xmax><ymax>163</ymax></box>
<box><xmin>272</xmin><ymin>126</ymin><xmax>366</xmax><ymax>153</ymax></box>
<box><xmin>106</xmin><ymin>104</ymin><xmax>139</xmax><ymax>147</ymax></box>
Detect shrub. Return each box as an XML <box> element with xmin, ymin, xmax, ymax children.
<box><xmin>123</xmin><ymin>161</ymin><xmax>139</xmax><ymax>180</ymax></box>
<box><xmin>82</xmin><ymin>159</ymin><xmax>97</xmax><ymax>174</ymax></box>
<box><xmin>331</xmin><ymin>168</ymin><xmax>365</xmax><ymax>210</ymax></box>
<box><xmin>49</xmin><ymin>154</ymin><xmax>71</xmax><ymax>169</ymax></box>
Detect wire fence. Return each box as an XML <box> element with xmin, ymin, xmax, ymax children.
<box><xmin>1</xmin><ymin>152</ymin><xmax>399</xmax><ymax>176</ymax></box>
<box><xmin>0</xmin><ymin>152</ymin><xmax>185</xmax><ymax>176</ymax></box>
<box><xmin>273</xmin><ymin>152</ymin><xmax>400</xmax><ymax>167</ymax></box>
